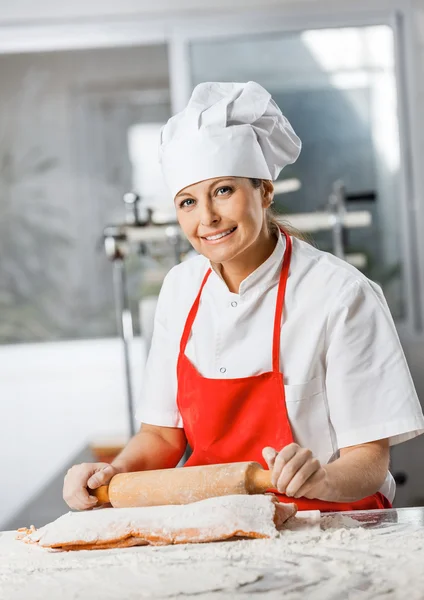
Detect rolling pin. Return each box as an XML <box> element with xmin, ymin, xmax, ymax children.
<box><xmin>90</xmin><ymin>461</ymin><xmax>273</xmax><ymax>508</ymax></box>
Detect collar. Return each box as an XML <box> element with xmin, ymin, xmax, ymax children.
<box><xmin>208</xmin><ymin>229</ymin><xmax>287</xmax><ymax>298</ymax></box>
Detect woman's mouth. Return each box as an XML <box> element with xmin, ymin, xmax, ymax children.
<box><xmin>202</xmin><ymin>227</ymin><xmax>237</xmax><ymax>244</ymax></box>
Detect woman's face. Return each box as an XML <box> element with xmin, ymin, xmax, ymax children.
<box><xmin>174</xmin><ymin>177</ymin><xmax>272</xmax><ymax>264</ymax></box>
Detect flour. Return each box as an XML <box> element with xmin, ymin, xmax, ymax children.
<box><xmin>2</xmin><ymin>510</ymin><xmax>424</xmax><ymax>599</ymax></box>
<box><xmin>320</xmin><ymin>513</ymin><xmax>362</xmax><ymax>529</ymax></box>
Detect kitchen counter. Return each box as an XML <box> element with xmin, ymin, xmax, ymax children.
<box><xmin>1</xmin><ymin>507</ymin><xmax>424</xmax><ymax>599</ymax></box>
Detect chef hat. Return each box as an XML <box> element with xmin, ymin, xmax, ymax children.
<box><xmin>159</xmin><ymin>81</ymin><xmax>301</xmax><ymax>198</ymax></box>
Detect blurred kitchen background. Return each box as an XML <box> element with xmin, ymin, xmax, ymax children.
<box><xmin>1</xmin><ymin>0</ymin><xmax>424</xmax><ymax>530</ymax></box>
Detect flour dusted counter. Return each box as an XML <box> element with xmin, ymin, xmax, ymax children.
<box><xmin>1</xmin><ymin>508</ymin><xmax>424</xmax><ymax>599</ymax></box>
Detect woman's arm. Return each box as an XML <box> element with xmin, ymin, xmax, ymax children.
<box><xmin>111</xmin><ymin>424</ymin><xmax>187</xmax><ymax>474</ymax></box>
<box><xmin>263</xmin><ymin>438</ymin><xmax>389</xmax><ymax>502</ymax></box>
<box><xmin>320</xmin><ymin>439</ymin><xmax>389</xmax><ymax>502</ymax></box>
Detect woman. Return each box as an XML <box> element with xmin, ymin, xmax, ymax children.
<box><xmin>64</xmin><ymin>81</ymin><xmax>424</xmax><ymax>512</ymax></box>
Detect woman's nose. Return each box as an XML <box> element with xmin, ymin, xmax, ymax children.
<box><xmin>199</xmin><ymin>202</ymin><xmax>220</xmax><ymax>227</ymax></box>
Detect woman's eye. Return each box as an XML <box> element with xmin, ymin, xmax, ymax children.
<box><xmin>216</xmin><ymin>186</ymin><xmax>232</xmax><ymax>196</ymax></box>
<box><xmin>180</xmin><ymin>198</ymin><xmax>195</xmax><ymax>208</ymax></box>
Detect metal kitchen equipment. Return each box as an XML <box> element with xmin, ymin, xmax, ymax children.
<box><xmin>103</xmin><ymin>192</ymin><xmax>187</xmax><ymax>437</ymax></box>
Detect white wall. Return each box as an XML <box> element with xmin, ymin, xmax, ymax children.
<box><xmin>0</xmin><ymin>0</ymin><xmax>316</xmax><ymax>23</ymax></box>
<box><xmin>0</xmin><ymin>0</ymin><xmax>421</xmax><ymax>26</ymax></box>
<box><xmin>0</xmin><ymin>338</ymin><xmax>144</xmax><ymax>528</ymax></box>
<box><xmin>0</xmin><ymin>44</ymin><xmax>169</xmax><ymax>345</ymax></box>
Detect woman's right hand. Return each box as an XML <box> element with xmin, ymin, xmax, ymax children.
<box><xmin>63</xmin><ymin>462</ymin><xmax>121</xmax><ymax>510</ymax></box>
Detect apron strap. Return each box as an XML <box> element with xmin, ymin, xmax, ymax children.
<box><xmin>272</xmin><ymin>231</ymin><xmax>292</xmax><ymax>373</ymax></box>
<box><xmin>179</xmin><ymin>231</ymin><xmax>292</xmax><ymax>368</ymax></box>
<box><xmin>179</xmin><ymin>268</ymin><xmax>212</xmax><ymax>355</ymax></box>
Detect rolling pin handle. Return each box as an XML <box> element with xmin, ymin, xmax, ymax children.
<box><xmin>246</xmin><ymin>462</ymin><xmax>274</xmax><ymax>494</ymax></box>
<box><xmin>89</xmin><ymin>485</ymin><xmax>110</xmax><ymax>505</ymax></box>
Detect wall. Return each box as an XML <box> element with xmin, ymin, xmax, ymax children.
<box><xmin>0</xmin><ymin>44</ymin><xmax>169</xmax><ymax>345</ymax></box>
<box><xmin>0</xmin><ymin>42</ymin><xmax>169</xmax><ymax>528</ymax></box>
<box><xmin>0</xmin><ymin>338</ymin><xmax>144</xmax><ymax>528</ymax></box>
<box><xmin>0</xmin><ymin>0</ymin><xmax>319</xmax><ymax>23</ymax></box>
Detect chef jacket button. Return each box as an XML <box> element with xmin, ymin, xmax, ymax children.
<box><xmin>231</xmin><ymin>301</ymin><xmax>237</xmax><ymax>307</ymax></box>
<box><xmin>220</xmin><ymin>367</ymin><xmax>226</xmax><ymax>373</ymax></box>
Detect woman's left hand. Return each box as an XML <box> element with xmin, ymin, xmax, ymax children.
<box><xmin>262</xmin><ymin>444</ymin><xmax>328</xmax><ymax>499</ymax></box>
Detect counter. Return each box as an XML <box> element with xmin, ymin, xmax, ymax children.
<box><xmin>1</xmin><ymin>507</ymin><xmax>423</xmax><ymax>599</ymax></box>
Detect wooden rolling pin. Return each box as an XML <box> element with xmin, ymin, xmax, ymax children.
<box><xmin>90</xmin><ymin>461</ymin><xmax>273</xmax><ymax>508</ymax></box>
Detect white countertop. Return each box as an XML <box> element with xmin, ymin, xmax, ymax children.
<box><xmin>1</xmin><ymin>508</ymin><xmax>424</xmax><ymax>599</ymax></box>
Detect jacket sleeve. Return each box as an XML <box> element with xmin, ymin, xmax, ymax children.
<box><xmin>325</xmin><ymin>279</ymin><xmax>424</xmax><ymax>448</ymax></box>
<box><xmin>135</xmin><ymin>269</ymin><xmax>183</xmax><ymax>428</ymax></box>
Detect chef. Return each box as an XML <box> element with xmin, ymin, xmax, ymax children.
<box><xmin>64</xmin><ymin>81</ymin><xmax>424</xmax><ymax>512</ymax></box>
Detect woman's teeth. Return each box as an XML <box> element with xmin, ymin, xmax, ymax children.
<box><xmin>204</xmin><ymin>227</ymin><xmax>236</xmax><ymax>241</ymax></box>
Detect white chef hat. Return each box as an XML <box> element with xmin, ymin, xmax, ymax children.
<box><xmin>159</xmin><ymin>81</ymin><xmax>301</xmax><ymax>198</ymax></box>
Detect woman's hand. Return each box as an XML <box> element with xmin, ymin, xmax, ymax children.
<box><xmin>63</xmin><ymin>462</ymin><xmax>122</xmax><ymax>510</ymax></box>
<box><xmin>262</xmin><ymin>444</ymin><xmax>328</xmax><ymax>499</ymax></box>
<box><xmin>63</xmin><ymin>425</ymin><xmax>187</xmax><ymax>511</ymax></box>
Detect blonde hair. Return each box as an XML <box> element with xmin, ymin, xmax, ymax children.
<box><xmin>249</xmin><ymin>178</ymin><xmax>306</xmax><ymax>241</ymax></box>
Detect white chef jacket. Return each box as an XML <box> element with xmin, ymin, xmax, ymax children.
<box><xmin>136</xmin><ymin>231</ymin><xmax>424</xmax><ymax>502</ymax></box>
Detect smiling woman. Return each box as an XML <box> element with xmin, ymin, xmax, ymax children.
<box><xmin>174</xmin><ymin>176</ymin><xmax>277</xmax><ymax>293</ymax></box>
<box><xmin>63</xmin><ymin>81</ymin><xmax>424</xmax><ymax>514</ymax></box>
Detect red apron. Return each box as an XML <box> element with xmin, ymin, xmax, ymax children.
<box><xmin>176</xmin><ymin>232</ymin><xmax>391</xmax><ymax>512</ymax></box>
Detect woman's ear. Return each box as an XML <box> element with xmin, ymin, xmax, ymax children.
<box><xmin>262</xmin><ymin>180</ymin><xmax>274</xmax><ymax>209</ymax></box>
